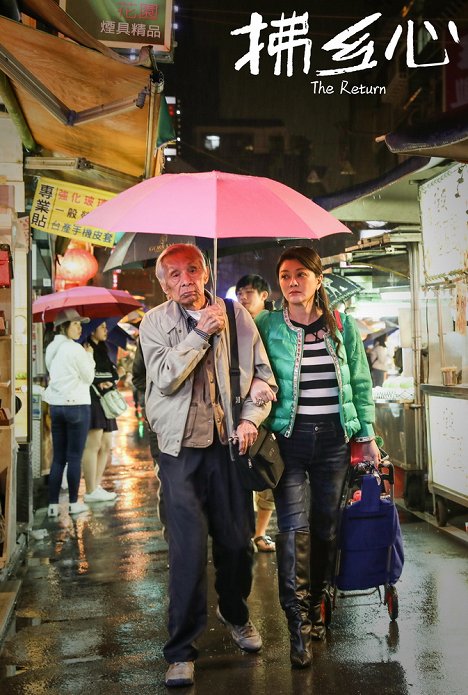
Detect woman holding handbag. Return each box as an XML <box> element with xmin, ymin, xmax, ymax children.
<box><xmin>255</xmin><ymin>247</ymin><xmax>379</xmax><ymax>669</ymax></box>
<box><xmin>44</xmin><ymin>309</ymin><xmax>95</xmax><ymax>517</ymax></box>
<box><xmin>81</xmin><ymin>320</ymin><xmax>124</xmax><ymax>502</ymax></box>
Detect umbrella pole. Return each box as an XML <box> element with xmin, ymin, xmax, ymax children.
<box><xmin>212</xmin><ymin>237</ymin><xmax>218</xmax><ymax>298</ymax></box>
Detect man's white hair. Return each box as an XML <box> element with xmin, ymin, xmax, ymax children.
<box><xmin>155</xmin><ymin>243</ymin><xmax>207</xmax><ymax>286</ymax></box>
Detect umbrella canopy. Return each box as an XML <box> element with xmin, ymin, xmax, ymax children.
<box><xmin>32</xmin><ymin>286</ymin><xmax>142</xmax><ymax>323</ymax></box>
<box><xmin>81</xmin><ymin>171</ymin><xmax>351</xmax><ymax>240</ymax></box>
<box><xmin>323</xmin><ymin>274</ymin><xmax>363</xmax><ymax>308</ymax></box>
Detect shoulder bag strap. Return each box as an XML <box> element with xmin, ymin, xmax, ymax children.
<box><xmin>334</xmin><ymin>309</ymin><xmax>343</xmax><ymax>332</ymax></box>
<box><xmin>91</xmin><ymin>384</ymin><xmax>102</xmax><ymax>398</ymax></box>
<box><xmin>224</xmin><ymin>298</ymin><xmax>242</xmax><ymax>429</ymax></box>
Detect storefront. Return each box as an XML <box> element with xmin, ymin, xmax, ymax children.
<box><xmin>317</xmin><ymin>156</ymin><xmax>456</xmax><ymax>510</ymax></box>
<box><xmin>418</xmin><ymin>163</ymin><xmax>468</xmax><ymax>525</ymax></box>
<box><xmin>0</xmin><ymin>113</ymin><xmax>29</xmax><ymax>581</ymax></box>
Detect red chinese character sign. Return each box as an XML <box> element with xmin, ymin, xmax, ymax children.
<box><xmin>59</xmin><ymin>0</ymin><xmax>173</xmax><ymax>54</ymax></box>
<box><xmin>30</xmin><ymin>177</ymin><xmax>116</xmax><ymax>248</ymax></box>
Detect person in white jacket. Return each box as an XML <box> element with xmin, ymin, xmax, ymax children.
<box><xmin>43</xmin><ymin>308</ymin><xmax>95</xmax><ymax>517</ymax></box>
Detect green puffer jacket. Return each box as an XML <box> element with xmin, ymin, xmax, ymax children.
<box><xmin>255</xmin><ymin>308</ymin><xmax>375</xmax><ymax>441</ymax></box>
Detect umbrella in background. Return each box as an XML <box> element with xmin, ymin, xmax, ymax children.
<box><xmin>103</xmin><ymin>232</ymin><xmax>309</xmax><ymax>272</ymax></box>
<box><xmin>80</xmin><ymin>171</ymin><xmax>351</xmax><ymax>293</ymax></box>
<box><xmin>78</xmin><ymin>317</ymin><xmax>135</xmax><ymax>363</ymax></box>
<box><xmin>323</xmin><ymin>273</ymin><xmax>363</xmax><ymax>308</ymax></box>
<box><xmin>363</xmin><ymin>320</ymin><xmax>399</xmax><ymax>347</ymax></box>
<box><xmin>33</xmin><ymin>286</ymin><xmax>142</xmax><ymax>323</ymax></box>
<box><xmin>104</xmin><ymin>233</ymin><xmax>196</xmax><ymax>272</ymax></box>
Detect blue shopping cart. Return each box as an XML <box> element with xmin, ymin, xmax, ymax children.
<box><xmin>324</xmin><ymin>459</ymin><xmax>404</xmax><ymax>624</ymax></box>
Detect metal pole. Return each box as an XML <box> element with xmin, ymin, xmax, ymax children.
<box><xmin>408</xmin><ymin>242</ymin><xmax>424</xmax><ymax>473</ymax></box>
<box><xmin>436</xmin><ymin>287</ymin><xmax>446</xmax><ymax>368</ymax></box>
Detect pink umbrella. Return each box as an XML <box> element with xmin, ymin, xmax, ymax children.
<box><xmin>80</xmin><ymin>171</ymin><xmax>351</xmax><ymax>292</ymax></box>
<box><xmin>33</xmin><ymin>286</ymin><xmax>142</xmax><ymax>323</ymax></box>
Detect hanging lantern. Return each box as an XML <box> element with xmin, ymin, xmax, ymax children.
<box><xmin>55</xmin><ymin>248</ymin><xmax>98</xmax><ymax>287</ymax></box>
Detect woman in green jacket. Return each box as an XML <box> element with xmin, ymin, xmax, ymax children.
<box><xmin>255</xmin><ymin>246</ymin><xmax>379</xmax><ymax>669</ymax></box>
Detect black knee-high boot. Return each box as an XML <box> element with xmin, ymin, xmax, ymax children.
<box><xmin>309</xmin><ymin>535</ymin><xmax>333</xmax><ymax>641</ymax></box>
<box><xmin>276</xmin><ymin>531</ymin><xmax>312</xmax><ymax>668</ymax></box>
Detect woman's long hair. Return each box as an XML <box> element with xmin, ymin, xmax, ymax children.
<box><xmin>276</xmin><ymin>246</ymin><xmax>340</xmax><ymax>345</ymax></box>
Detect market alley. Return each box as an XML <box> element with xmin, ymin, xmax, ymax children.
<box><xmin>0</xmin><ymin>405</ymin><xmax>467</xmax><ymax>695</ymax></box>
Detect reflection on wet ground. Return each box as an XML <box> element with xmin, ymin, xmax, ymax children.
<box><xmin>0</xmin><ymin>405</ymin><xmax>467</xmax><ymax>694</ymax></box>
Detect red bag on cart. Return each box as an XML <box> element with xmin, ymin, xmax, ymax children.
<box><xmin>0</xmin><ymin>244</ymin><xmax>13</xmax><ymax>288</ymax></box>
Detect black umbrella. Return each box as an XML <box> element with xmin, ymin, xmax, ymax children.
<box><xmin>103</xmin><ymin>233</ymin><xmax>308</xmax><ymax>273</ymax></box>
<box><xmin>323</xmin><ymin>273</ymin><xmax>363</xmax><ymax>308</ymax></box>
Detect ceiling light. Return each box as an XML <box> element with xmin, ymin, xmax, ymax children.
<box><xmin>366</xmin><ymin>220</ymin><xmax>387</xmax><ymax>228</ymax></box>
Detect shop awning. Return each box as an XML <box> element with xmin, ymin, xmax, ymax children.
<box><xmin>0</xmin><ymin>15</ymin><xmax>154</xmax><ymax>182</ymax></box>
<box><xmin>315</xmin><ymin>157</ymin><xmax>448</xmax><ymax>225</ymax></box>
<box><xmin>378</xmin><ymin>107</ymin><xmax>468</xmax><ymax>163</ymax></box>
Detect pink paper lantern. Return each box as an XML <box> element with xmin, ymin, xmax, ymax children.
<box><xmin>56</xmin><ymin>248</ymin><xmax>98</xmax><ymax>285</ymax></box>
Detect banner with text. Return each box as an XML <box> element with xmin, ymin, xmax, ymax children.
<box><xmin>30</xmin><ymin>178</ymin><xmax>116</xmax><ymax>248</ymax></box>
<box><xmin>59</xmin><ymin>0</ymin><xmax>173</xmax><ymax>53</ymax></box>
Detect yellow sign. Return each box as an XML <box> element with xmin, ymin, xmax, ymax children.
<box><xmin>30</xmin><ymin>177</ymin><xmax>116</xmax><ymax>248</ymax></box>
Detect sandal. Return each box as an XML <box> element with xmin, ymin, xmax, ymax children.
<box><xmin>253</xmin><ymin>535</ymin><xmax>276</xmax><ymax>553</ymax></box>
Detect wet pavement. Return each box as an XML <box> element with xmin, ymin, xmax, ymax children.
<box><xmin>0</xmin><ymin>404</ymin><xmax>467</xmax><ymax>695</ymax></box>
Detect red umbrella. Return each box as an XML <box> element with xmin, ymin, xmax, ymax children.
<box><xmin>32</xmin><ymin>286</ymin><xmax>142</xmax><ymax>323</ymax></box>
<box><xmin>80</xmin><ymin>171</ymin><xmax>351</xmax><ymax>293</ymax></box>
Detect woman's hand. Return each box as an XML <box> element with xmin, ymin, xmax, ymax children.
<box><xmin>249</xmin><ymin>377</ymin><xmax>277</xmax><ymax>407</ymax></box>
<box><xmin>358</xmin><ymin>439</ymin><xmax>381</xmax><ymax>464</ymax></box>
<box><xmin>99</xmin><ymin>381</ymin><xmax>114</xmax><ymax>390</ymax></box>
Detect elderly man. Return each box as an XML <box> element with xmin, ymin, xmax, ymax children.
<box><xmin>139</xmin><ymin>244</ymin><xmax>276</xmax><ymax>688</ymax></box>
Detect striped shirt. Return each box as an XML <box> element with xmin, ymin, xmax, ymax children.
<box><xmin>291</xmin><ymin>316</ymin><xmax>340</xmax><ymax>426</ymax></box>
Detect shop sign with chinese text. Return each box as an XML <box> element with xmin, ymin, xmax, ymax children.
<box><xmin>30</xmin><ymin>178</ymin><xmax>116</xmax><ymax>248</ymax></box>
<box><xmin>59</xmin><ymin>0</ymin><xmax>173</xmax><ymax>53</ymax></box>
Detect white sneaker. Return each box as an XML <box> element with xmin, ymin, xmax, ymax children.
<box><xmin>69</xmin><ymin>501</ymin><xmax>89</xmax><ymax>515</ymax></box>
<box><xmin>97</xmin><ymin>485</ymin><xmax>118</xmax><ymax>500</ymax></box>
<box><xmin>84</xmin><ymin>487</ymin><xmax>117</xmax><ymax>502</ymax></box>
<box><xmin>48</xmin><ymin>504</ymin><xmax>60</xmax><ymax>518</ymax></box>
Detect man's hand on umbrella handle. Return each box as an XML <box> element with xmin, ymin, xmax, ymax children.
<box><xmin>197</xmin><ymin>305</ymin><xmax>225</xmax><ymax>335</ymax></box>
<box><xmin>235</xmin><ymin>419</ymin><xmax>258</xmax><ymax>455</ymax></box>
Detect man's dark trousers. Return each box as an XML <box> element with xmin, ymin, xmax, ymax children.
<box><xmin>158</xmin><ymin>433</ymin><xmax>255</xmax><ymax>663</ymax></box>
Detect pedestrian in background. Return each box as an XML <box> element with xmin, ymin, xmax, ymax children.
<box><xmin>256</xmin><ymin>247</ymin><xmax>379</xmax><ymax>669</ymax></box>
<box><xmin>81</xmin><ymin>321</ymin><xmax>123</xmax><ymax>503</ymax></box>
<box><xmin>43</xmin><ymin>309</ymin><xmax>95</xmax><ymax>518</ymax></box>
<box><xmin>370</xmin><ymin>334</ymin><xmax>391</xmax><ymax>387</ymax></box>
<box><xmin>236</xmin><ymin>274</ymin><xmax>276</xmax><ymax>553</ymax></box>
<box><xmin>140</xmin><ymin>244</ymin><xmax>276</xmax><ymax>688</ymax></box>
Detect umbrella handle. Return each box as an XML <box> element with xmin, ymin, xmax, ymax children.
<box><xmin>212</xmin><ymin>238</ymin><xmax>217</xmax><ymax>298</ymax></box>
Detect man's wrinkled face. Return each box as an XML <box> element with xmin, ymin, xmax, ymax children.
<box><xmin>161</xmin><ymin>249</ymin><xmax>209</xmax><ymax>310</ymax></box>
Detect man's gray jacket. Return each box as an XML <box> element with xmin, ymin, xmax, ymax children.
<box><xmin>139</xmin><ymin>297</ymin><xmax>277</xmax><ymax>456</ymax></box>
